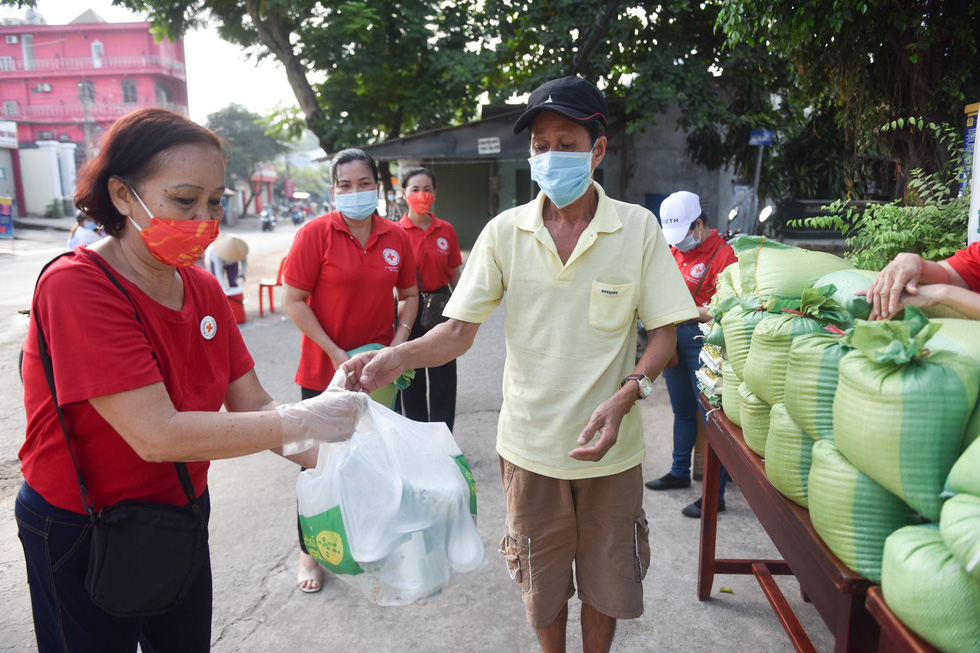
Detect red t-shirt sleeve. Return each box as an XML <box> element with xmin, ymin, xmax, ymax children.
<box><xmin>35</xmin><ymin>261</ymin><xmax>162</xmax><ymax>405</ymax></box>
<box><xmin>447</xmin><ymin>224</ymin><xmax>463</xmax><ymax>270</ymax></box>
<box><xmin>945</xmin><ymin>242</ymin><xmax>980</xmax><ymax>292</ymax></box>
<box><xmin>283</xmin><ymin>220</ymin><xmax>325</xmax><ymax>292</ymax></box>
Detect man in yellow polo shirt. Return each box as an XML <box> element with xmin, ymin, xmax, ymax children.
<box><xmin>343</xmin><ymin>76</ymin><xmax>697</xmax><ymax>651</ymax></box>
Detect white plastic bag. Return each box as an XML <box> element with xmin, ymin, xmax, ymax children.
<box><xmin>297</xmin><ymin>395</ymin><xmax>487</xmax><ymax>606</ymax></box>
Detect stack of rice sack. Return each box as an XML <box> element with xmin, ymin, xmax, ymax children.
<box><xmin>873</xmin><ymin>314</ymin><xmax>980</xmax><ymax>653</ymax></box>
<box><xmin>704</xmin><ymin>238</ymin><xmax>855</xmax><ymax>431</ymax></box>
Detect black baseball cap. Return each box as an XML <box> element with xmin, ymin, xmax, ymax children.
<box><xmin>512</xmin><ymin>76</ymin><xmax>609</xmax><ymax>135</ymax></box>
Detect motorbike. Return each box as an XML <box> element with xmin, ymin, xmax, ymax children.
<box><xmin>260</xmin><ymin>209</ymin><xmax>276</xmax><ymax>232</ymax></box>
<box><xmin>291</xmin><ymin>207</ymin><xmax>304</xmax><ymax>226</ymax></box>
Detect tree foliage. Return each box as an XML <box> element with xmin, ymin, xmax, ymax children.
<box><xmin>206</xmin><ymin>104</ymin><xmax>290</xmax><ymax>209</ymax></box>
<box><xmin>717</xmin><ymin>0</ymin><xmax>980</xmax><ymax>174</ymax></box>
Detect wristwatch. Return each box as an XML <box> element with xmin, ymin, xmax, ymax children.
<box><xmin>621</xmin><ymin>374</ymin><xmax>653</xmax><ymax>400</ymax></box>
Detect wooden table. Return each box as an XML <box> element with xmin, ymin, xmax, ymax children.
<box><xmin>697</xmin><ymin>394</ymin><xmax>878</xmax><ymax>653</ymax></box>
<box><xmin>865</xmin><ymin>587</ymin><xmax>939</xmax><ymax>653</ymax></box>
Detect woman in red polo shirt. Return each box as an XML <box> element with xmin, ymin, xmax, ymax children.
<box><xmin>16</xmin><ymin>108</ymin><xmax>360</xmax><ymax>653</ymax></box>
<box><xmin>282</xmin><ymin>148</ymin><xmax>419</xmax><ymax>593</ymax></box>
<box><xmin>644</xmin><ymin>191</ymin><xmax>738</xmax><ymax>519</ymax></box>
<box><xmin>396</xmin><ymin>167</ymin><xmax>463</xmax><ymax>431</ymax></box>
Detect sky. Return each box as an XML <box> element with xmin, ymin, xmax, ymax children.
<box><xmin>1</xmin><ymin>0</ymin><xmax>298</xmax><ymax>124</ymax></box>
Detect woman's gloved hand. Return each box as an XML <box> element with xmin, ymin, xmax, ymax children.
<box><xmin>278</xmin><ymin>370</ymin><xmax>369</xmax><ymax>455</ymax></box>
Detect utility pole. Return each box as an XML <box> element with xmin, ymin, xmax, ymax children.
<box><xmin>78</xmin><ymin>82</ymin><xmax>92</xmax><ymax>160</ymax></box>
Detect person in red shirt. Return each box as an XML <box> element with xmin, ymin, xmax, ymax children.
<box><xmin>645</xmin><ymin>191</ymin><xmax>738</xmax><ymax>518</ymax></box>
<box><xmin>396</xmin><ymin>167</ymin><xmax>463</xmax><ymax>430</ymax></box>
<box><xmin>16</xmin><ymin>108</ymin><xmax>361</xmax><ymax>653</ymax></box>
<box><xmin>863</xmin><ymin>243</ymin><xmax>980</xmax><ymax>320</ymax></box>
<box><xmin>282</xmin><ymin>148</ymin><xmax>418</xmax><ymax>592</ymax></box>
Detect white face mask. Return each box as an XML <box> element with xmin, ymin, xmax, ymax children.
<box><xmin>674</xmin><ymin>223</ymin><xmax>702</xmax><ymax>252</ymax></box>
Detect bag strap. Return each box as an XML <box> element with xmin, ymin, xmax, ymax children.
<box><xmin>31</xmin><ymin>250</ymin><xmax>200</xmax><ymax>522</ymax></box>
<box><xmin>691</xmin><ymin>242</ymin><xmax>726</xmax><ymax>299</ymax></box>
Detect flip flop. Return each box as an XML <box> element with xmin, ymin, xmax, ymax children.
<box><xmin>297</xmin><ymin>557</ymin><xmax>323</xmax><ymax>593</ymax></box>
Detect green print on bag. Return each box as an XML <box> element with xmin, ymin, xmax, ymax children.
<box><xmin>730</xmin><ymin>236</ymin><xmax>853</xmax><ymax>300</ymax></box>
<box><xmin>299</xmin><ymin>505</ymin><xmax>364</xmax><ymax>576</ymax></box>
<box><xmin>808</xmin><ymin>440</ymin><xmax>919</xmax><ymax>583</ymax></box>
<box><xmin>833</xmin><ymin>309</ymin><xmax>980</xmax><ymax>521</ymax></box>
<box><xmin>721</xmin><ymin>360</ymin><xmax>742</xmax><ymax>427</ymax></box>
<box><xmin>882</xmin><ymin>524</ymin><xmax>980</xmax><ymax>653</ymax></box>
<box><xmin>783</xmin><ymin>332</ymin><xmax>851</xmax><ymax>441</ymax></box>
<box><xmin>764</xmin><ymin>403</ymin><xmax>813</xmax><ymax>508</ymax></box>
<box><xmin>453</xmin><ymin>454</ymin><xmax>477</xmax><ymax>516</ymax></box>
<box><xmin>738</xmin><ymin>381</ymin><xmax>771</xmax><ymax>457</ymax></box>
<box><xmin>742</xmin><ymin>286</ymin><xmax>850</xmax><ymax>406</ymax></box>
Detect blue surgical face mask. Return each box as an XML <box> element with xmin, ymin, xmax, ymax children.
<box><xmin>335</xmin><ymin>189</ymin><xmax>378</xmax><ymax>221</ymax></box>
<box><xmin>674</xmin><ymin>224</ymin><xmax>702</xmax><ymax>253</ymax></box>
<box><xmin>528</xmin><ymin>145</ymin><xmax>596</xmax><ymax>209</ymax></box>
<box><xmin>82</xmin><ymin>220</ymin><xmax>97</xmax><ymax>231</ymax></box>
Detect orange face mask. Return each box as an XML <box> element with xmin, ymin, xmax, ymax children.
<box><xmin>406</xmin><ymin>191</ymin><xmax>434</xmax><ymax>214</ymax></box>
<box><xmin>128</xmin><ymin>188</ymin><xmax>220</xmax><ymax>267</ymax></box>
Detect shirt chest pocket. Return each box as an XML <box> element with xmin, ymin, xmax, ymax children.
<box><xmin>588</xmin><ymin>281</ymin><xmax>636</xmax><ymax>332</ymax></box>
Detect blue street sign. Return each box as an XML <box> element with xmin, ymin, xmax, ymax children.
<box><xmin>749</xmin><ymin>129</ymin><xmax>773</xmax><ymax>146</ymax></box>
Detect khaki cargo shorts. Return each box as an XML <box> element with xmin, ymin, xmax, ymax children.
<box><xmin>497</xmin><ymin>457</ymin><xmax>651</xmax><ymax>630</ymax></box>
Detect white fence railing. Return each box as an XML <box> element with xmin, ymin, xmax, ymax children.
<box><xmin>0</xmin><ymin>55</ymin><xmax>185</xmax><ymax>75</ymax></box>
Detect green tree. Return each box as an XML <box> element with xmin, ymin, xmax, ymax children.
<box><xmin>113</xmin><ymin>0</ymin><xmax>489</xmax><ymax>190</ymax></box>
<box><xmin>716</xmin><ymin>0</ymin><xmax>980</xmax><ymax>176</ymax></box>
<box><xmin>206</xmin><ymin>104</ymin><xmax>290</xmax><ymax>213</ymax></box>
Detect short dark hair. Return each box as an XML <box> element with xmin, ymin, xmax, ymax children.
<box><xmin>400</xmin><ymin>167</ymin><xmax>436</xmax><ymax>190</ymax></box>
<box><xmin>330</xmin><ymin>149</ymin><xmax>379</xmax><ymax>185</ymax></box>
<box><xmin>74</xmin><ymin>108</ymin><xmax>223</xmax><ymax>237</ymax></box>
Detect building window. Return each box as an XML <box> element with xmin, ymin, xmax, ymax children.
<box><xmin>0</xmin><ymin>56</ymin><xmax>12</xmax><ymax>72</ymax></box>
<box><xmin>3</xmin><ymin>101</ymin><xmax>18</xmax><ymax>117</ymax></box>
<box><xmin>78</xmin><ymin>81</ymin><xmax>95</xmax><ymax>103</ymax></box>
<box><xmin>21</xmin><ymin>34</ymin><xmax>33</xmax><ymax>71</ymax></box>
<box><xmin>121</xmin><ymin>79</ymin><xmax>137</xmax><ymax>104</ymax></box>
<box><xmin>91</xmin><ymin>40</ymin><xmax>103</xmax><ymax>68</ymax></box>
<box><xmin>155</xmin><ymin>81</ymin><xmax>171</xmax><ymax>108</ymax></box>
<box><xmin>38</xmin><ymin>131</ymin><xmax>54</xmax><ymax>140</ymax></box>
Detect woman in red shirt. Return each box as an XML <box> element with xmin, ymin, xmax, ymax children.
<box><xmin>644</xmin><ymin>191</ymin><xmax>738</xmax><ymax>518</ymax></box>
<box><xmin>396</xmin><ymin>168</ymin><xmax>463</xmax><ymax>431</ymax></box>
<box><xmin>16</xmin><ymin>108</ymin><xmax>360</xmax><ymax>653</ymax></box>
<box><xmin>282</xmin><ymin>149</ymin><xmax>418</xmax><ymax>592</ymax></box>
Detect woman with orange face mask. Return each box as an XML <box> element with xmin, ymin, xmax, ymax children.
<box><xmin>16</xmin><ymin>108</ymin><xmax>362</xmax><ymax>652</ymax></box>
<box><xmin>396</xmin><ymin>168</ymin><xmax>462</xmax><ymax>431</ymax></box>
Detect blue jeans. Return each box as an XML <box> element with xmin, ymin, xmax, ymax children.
<box><xmin>662</xmin><ymin>323</ymin><xmax>728</xmax><ymax>499</ymax></box>
<box><xmin>15</xmin><ymin>482</ymin><xmax>213</xmax><ymax>653</ymax></box>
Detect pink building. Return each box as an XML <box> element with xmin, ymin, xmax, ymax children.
<box><xmin>0</xmin><ymin>8</ymin><xmax>188</xmax><ymax>159</ymax></box>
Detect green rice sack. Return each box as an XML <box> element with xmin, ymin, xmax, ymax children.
<box><xmin>721</xmin><ymin>360</ymin><xmax>742</xmax><ymax>426</ymax></box>
<box><xmin>738</xmin><ymin>381</ymin><xmax>772</xmax><ymax>457</ymax></box>
<box><xmin>809</xmin><ymin>440</ymin><xmax>920</xmax><ymax>583</ymax></box>
<box><xmin>742</xmin><ymin>286</ymin><xmax>851</xmax><ymax>405</ymax></box>
<box><xmin>833</xmin><ymin>309</ymin><xmax>980</xmax><ymax>521</ymax></box>
<box><xmin>813</xmin><ymin>269</ymin><xmax>878</xmax><ymax>321</ymax></box>
<box><xmin>702</xmin><ymin>321</ymin><xmax>726</xmax><ymax>349</ymax></box>
<box><xmin>927</xmin><ymin>318</ymin><xmax>980</xmax><ymax>450</ymax></box>
<box><xmin>783</xmin><ymin>331</ymin><xmax>851</xmax><ymax>441</ymax></box>
<box><xmin>940</xmin><ymin>494</ymin><xmax>980</xmax><ymax>581</ymax></box>
<box><xmin>947</xmin><ymin>437</ymin><xmax>980</xmax><ymax>497</ymax></box>
<box><xmin>731</xmin><ymin>236</ymin><xmax>854</xmax><ymax>300</ymax></box>
<box><xmin>882</xmin><ymin>524</ymin><xmax>980</xmax><ymax>653</ymax></box>
<box><xmin>720</xmin><ymin>298</ymin><xmax>770</xmax><ymax>378</ymax></box>
<box><xmin>764</xmin><ymin>403</ymin><xmax>813</xmax><ymax>508</ymax></box>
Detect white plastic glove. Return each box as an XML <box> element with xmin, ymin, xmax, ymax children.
<box><xmin>278</xmin><ymin>369</ymin><xmax>369</xmax><ymax>455</ymax></box>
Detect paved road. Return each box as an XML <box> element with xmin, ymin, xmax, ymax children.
<box><xmin>0</xmin><ymin>216</ymin><xmax>834</xmax><ymax>652</ymax></box>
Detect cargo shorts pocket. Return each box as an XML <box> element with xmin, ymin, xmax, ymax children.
<box><xmin>499</xmin><ymin>531</ymin><xmax>532</xmax><ymax>594</ymax></box>
<box><xmin>588</xmin><ymin>281</ymin><xmax>635</xmax><ymax>332</ymax></box>
<box><xmin>633</xmin><ymin>516</ymin><xmax>651</xmax><ymax>581</ymax></box>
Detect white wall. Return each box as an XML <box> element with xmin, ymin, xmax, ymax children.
<box><xmin>19</xmin><ymin>144</ymin><xmax>62</xmax><ymax>216</ymax></box>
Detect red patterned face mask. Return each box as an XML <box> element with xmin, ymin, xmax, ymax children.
<box><xmin>406</xmin><ymin>191</ymin><xmax>434</xmax><ymax>214</ymax></box>
<box><xmin>128</xmin><ymin>188</ymin><xmax>219</xmax><ymax>267</ymax></box>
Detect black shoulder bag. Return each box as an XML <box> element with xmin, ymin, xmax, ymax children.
<box><xmin>32</xmin><ymin>251</ymin><xmax>208</xmax><ymax>617</ymax></box>
<box><xmin>417</xmin><ymin>271</ymin><xmax>452</xmax><ymax>330</ymax></box>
